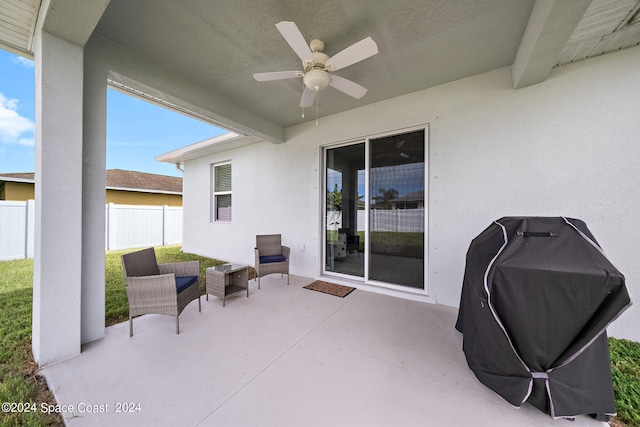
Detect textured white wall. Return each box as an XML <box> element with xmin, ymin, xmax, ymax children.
<box><xmin>184</xmin><ymin>45</ymin><xmax>640</xmax><ymax>341</ymax></box>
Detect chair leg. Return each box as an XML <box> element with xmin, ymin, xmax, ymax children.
<box><xmin>198</xmin><ymin>295</ymin><xmax>201</xmax><ymax>312</ymax></box>
<box><xmin>258</xmin><ymin>276</ymin><xmax>261</xmax><ymax>289</ymax></box>
<box><xmin>176</xmin><ymin>315</ymin><xmax>180</xmax><ymax>334</ymax></box>
<box><xmin>129</xmin><ymin>315</ymin><xmax>133</xmax><ymax>337</ymax></box>
<box><xmin>287</xmin><ymin>273</ymin><xmax>290</xmax><ymax>285</ymax></box>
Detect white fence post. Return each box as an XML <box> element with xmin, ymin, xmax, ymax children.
<box><xmin>107</xmin><ymin>203</ymin><xmax>116</xmax><ymax>251</ymax></box>
<box><xmin>26</xmin><ymin>199</ymin><xmax>35</xmax><ymax>258</ymax></box>
<box><xmin>162</xmin><ymin>205</ymin><xmax>168</xmax><ymax>246</ymax></box>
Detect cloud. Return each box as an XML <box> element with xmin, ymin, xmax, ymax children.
<box><xmin>0</xmin><ymin>93</ymin><xmax>35</xmax><ymax>144</ymax></box>
<box><xmin>12</xmin><ymin>56</ymin><xmax>34</xmax><ymax>68</ymax></box>
<box><xmin>18</xmin><ymin>137</ymin><xmax>35</xmax><ymax>146</ymax></box>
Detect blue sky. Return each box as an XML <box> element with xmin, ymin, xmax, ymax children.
<box><xmin>0</xmin><ymin>49</ymin><xmax>225</xmax><ymax>177</ymax></box>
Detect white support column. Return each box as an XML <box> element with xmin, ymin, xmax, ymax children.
<box><xmin>81</xmin><ymin>39</ymin><xmax>107</xmax><ymax>344</ymax></box>
<box><xmin>32</xmin><ymin>30</ymin><xmax>84</xmax><ymax>365</ymax></box>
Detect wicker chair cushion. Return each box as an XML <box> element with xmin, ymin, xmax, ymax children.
<box><xmin>260</xmin><ymin>255</ymin><xmax>287</xmax><ymax>264</ymax></box>
<box><xmin>175</xmin><ymin>276</ymin><xmax>199</xmax><ymax>293</ymax></box>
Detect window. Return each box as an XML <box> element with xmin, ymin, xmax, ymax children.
<box><xmin>212</xmin><ymin>162</ymin><xmax>232</xmax><ymax>221</ymax></box>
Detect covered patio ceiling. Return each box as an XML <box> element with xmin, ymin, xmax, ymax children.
<box><xmin>1</xmin><ymin>0</ymin><xmax>640</xmax><ymax>136</ymax></box>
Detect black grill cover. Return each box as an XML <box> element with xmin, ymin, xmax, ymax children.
<box><xmin>455</xmin><ymin>217</ymin><xmax>631</xmax><ymax>418</ymax></box>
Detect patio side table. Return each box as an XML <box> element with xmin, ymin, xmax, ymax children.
<box><xmin>206</xmin><ymin>264</ymin><xmax>249</xmax><ymax>307</ymax></box>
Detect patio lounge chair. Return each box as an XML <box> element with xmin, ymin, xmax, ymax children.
<box><xmin>254</xmin><ymin>234</ymin><xmax>290</xmax><ymax>288</ymax></box>
<box><xmin>121</xmin><ymin>247</ymin><xmax>201</xmax><ymax>336</ymax></box>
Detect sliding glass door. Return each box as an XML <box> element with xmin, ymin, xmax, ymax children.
<box><xmin>324</xmin><ymin>129</ymin><xmax>426</xmax><ymax>290</ymax></box>
<box><xmin>369</xmin><ymin>130</ymin><xmax>425</xmax><ymax>288</ymax></box>
<box><xmin>325</xmin><ymin>143</ymin><xmax>365</xmax><ymax>277</ymax></box>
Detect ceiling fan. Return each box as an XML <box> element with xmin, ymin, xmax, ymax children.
<box><xmin>253</xmin><ymin>21</ymin><xmax>378</xmax><ymax>109</ymax></box>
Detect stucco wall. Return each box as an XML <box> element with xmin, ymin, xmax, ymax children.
<box><xmin>1</xmin><ymin>182</ymin><xmax>35</xmax><ymax>201</ymax></box>
<box><xmin>105</xmin><ymin>189</ymin><xmax>182</xmax><ymax>206</ymax></box>
<box><xmin>183</xmin><ymin>45</ymin><xmax>639</xmax><ymax>341</ymax></box>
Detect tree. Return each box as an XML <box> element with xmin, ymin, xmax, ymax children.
<box><xmin>373</xmin><ymin>188</ymin><xmax>398</xmax><ymax>209</ymax></box>
<box><xmin>327</xmin><ymin>183</ymin><xmax>342</xmax><ymax>211</ymax></box>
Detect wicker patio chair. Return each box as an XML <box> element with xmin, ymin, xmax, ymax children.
<box><xmin>254</xmin><ymin>234</ymin><xmax>290</xmax><ymax>289</ymax></box>
<box><xmin>121</xmin><ymin>247</ymin><xmax>201</xmax><ymax>336</ymax></box>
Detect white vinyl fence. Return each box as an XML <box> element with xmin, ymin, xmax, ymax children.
<box><xmin>369</xmin><ymin>208</ymin><xmax>425</xmax><ymax>232</ymax></box>
<box><xmin>0</xmin><ymin>200</ymin><xmax>35</xmax><ymax>261</ymax></box>
<box><xmin>327</xmin><ymin>208</ymin><xmax>425</xmax><ymax>233</ymax></box>
<box><xmin>0</xmin><ymin>200</ymin><xmax>182</xmax><ymax>261</ymax></box>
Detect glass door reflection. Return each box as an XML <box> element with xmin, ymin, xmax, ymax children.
<box><xmin>325</xmin><ymin>143</ymin><xmax>365</xmax><ymax>277</ymax></box>
<box><xmin>369</xmin><ymin>130</ymin><xmax>425</xmax><ymax>288</ymax></box>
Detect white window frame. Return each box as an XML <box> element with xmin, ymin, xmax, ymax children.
<box><xmin>212</xmin><ymin>161</ymin><xmax>232</xmax><ymax>222</ymax></box>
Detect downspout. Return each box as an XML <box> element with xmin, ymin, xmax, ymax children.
<box><xmin>175</xmin><ymin>163</ymin><xmax>184</xmax><ymax>174</ymax></box>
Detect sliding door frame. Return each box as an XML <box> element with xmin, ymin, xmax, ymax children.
<box><xmin>321</xmin><ymin>125</ymin><xmax>429</xmax><ymax>296</ymax></box>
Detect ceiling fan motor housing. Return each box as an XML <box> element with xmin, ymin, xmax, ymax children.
<box><xmin>304</xmin><ymin>49</ymin><xmax>329</xmax><ymax>71</ymax></box>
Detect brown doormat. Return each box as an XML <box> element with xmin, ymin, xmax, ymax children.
<box><xmin>303</xmin><ymin>281</ymin><xmax>356</xmax><ymax>298</ymax></box>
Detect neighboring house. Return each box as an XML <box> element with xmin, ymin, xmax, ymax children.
<box><xmin>390</xmin><ymin>191</ymin><xmax>424</xmax><ymax>210</ymax></box>
<box><xmin>0</xmin><ymin>173</ymin><xmax>34</xmax><ymax>201</ymax></box>
<box><xmin>0</xmin><ymin>170</ymin><xmax>182</xmax><ymax>206</ymax></box>
<box><xmin>3</xmin><ymin>1</ymin><xmax>639</xmax><ymax>367</ymax></box>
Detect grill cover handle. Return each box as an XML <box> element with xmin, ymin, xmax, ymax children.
<box><xmin>517</xmin><ymin>231</ymin><xmax>558</xmax><ymax>237</ymax></box>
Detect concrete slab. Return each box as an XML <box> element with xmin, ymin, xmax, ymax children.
<box><xmin>42</xmin><ymin>275</ymin><xmax>607</xmax><ymax>426</ymax></box>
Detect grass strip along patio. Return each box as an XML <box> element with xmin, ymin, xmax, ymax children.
<box><xmin>0</xmin><ymin>245</ymin><xmax>638</xmax><ymax>426</ymax></box>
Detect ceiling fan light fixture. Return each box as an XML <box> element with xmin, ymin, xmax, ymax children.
<box><xmin>303</xmin><ymin>69</ymin><xmax>331</xmax><ymax>92</ymax></box>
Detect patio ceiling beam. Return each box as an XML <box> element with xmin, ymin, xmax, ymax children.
<box><xmin>89</xmin><ymin>35</ymin><xmax>285</xmax><ymax>144</ymax></box>
<box><xmin>512</xmin><ymin>0</ymin><xmax>592</xmax><ymax>89</ymax></box>
<box><xmin>38</xmin><ymin>0</ymin><xmax>110</xmax><ymax>48</ymax></box>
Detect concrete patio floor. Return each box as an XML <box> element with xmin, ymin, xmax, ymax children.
<box><xmin>42</xmin><ymin>275</ymin><xmax>607</xmax><ymax>427</ymax></box>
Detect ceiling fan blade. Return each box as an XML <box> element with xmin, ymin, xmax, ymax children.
<box><xmin>253</xmin><ymin>71</ymin><xmax>303</xmax><ymax>82</ymax></box>
<box><xmin>326</xmin><ymin>37</ymin><xmax>378</xmax><ymax>71</ymax></box>
<box><xmin>329</xmin><ymin>75</ymin><xmax>368</xmax><ymax>99</ymax></box>
<box><xmin>300</xmin><ymin>87</ymin><xmax>317</xmax><ymax>108</ymax></box>
<box><xmin>276</xmin><ymin>21</ymin><xmax>314</xmax><ymax>62</ymax></box>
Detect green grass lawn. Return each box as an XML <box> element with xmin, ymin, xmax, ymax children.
<box><xmin>0</xmin><ymin>247</ymin><xmax>638</xmax><ymax>425</ymax></box>
<box><xmin>610</xmin><ymin>338</ymin><xmax>640</xmax><ymax>426</ymax></box>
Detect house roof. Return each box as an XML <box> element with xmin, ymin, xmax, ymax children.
<box><xmin>391</xmin><ymin>191</ymin><xmax>425</xmax><ymax>203</ymax></box>
<box><xmin>105</xmin><ymin>169</ymin><xmax>182</xmax><ymax>194</ymax></box>
<box><xmin>155</xmin><ymin>132</ymin><xmax>262</xmax><ymax>163</ymax></box>
<box><xmin>0</xmin><ymin>172</ymin><xmax>35</xmax><ymax>183</ymax></box>
<box><xmin>2</xmin><ymin>0</ymin><xmax>639</xmax><ymax>143</ymax></box>
<box><xmin>0</xmin><ymin>170</ymin><xmax>183</xmax><ymax>195</ymax></box>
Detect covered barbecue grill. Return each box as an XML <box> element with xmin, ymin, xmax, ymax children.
<box><xmin>455</xmin><ymin>217</ymin><xmax>631</xmax><ymax>419</ymax></box>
